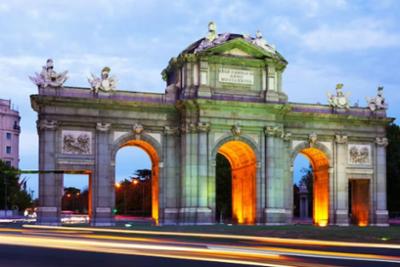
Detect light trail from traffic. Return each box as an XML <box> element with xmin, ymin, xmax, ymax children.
<box><xmin>0</xmin><ymin>233</ymin><xmax>288</xmax><ymax>267</ymax></box>
<box><xmin>0</xmin><ymin>226</ymin><xmax>399</xmax><ymax>266</ymax></box>
<box><xmin>23</xmin><ymin>224</ymin><xmax>400</xmax><ymax>249</ymax></box>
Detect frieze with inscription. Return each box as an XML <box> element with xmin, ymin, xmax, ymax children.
<box><xmin>218</xmin><ymin>68</ymin><xmax>254</xmax><ymax>85</ymax></box>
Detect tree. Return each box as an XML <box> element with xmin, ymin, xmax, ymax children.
<box><xmin>133</xmin><ymin>169</ymin><xmax>151</xmax><ymax>180</ymax></box>
<box><xmin>387</xmin><ymin>122</ymin><xmax>400</xmax><ymax>216</ymax></box>
<box><xmin>0</xmin><ymin>160</ymin><xmax>32</xmax><ymax>211</ymax></box>
<box><xmin>62</xmin><ymin>187</ymin><xmax>86</xmax><ymax>213</ymax></box>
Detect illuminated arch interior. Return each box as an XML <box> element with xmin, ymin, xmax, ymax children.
<box><xmin>218</xmin><ymin>141</ymin><xmax>256</xmax><ymax>224</ymax></box>
<box><xmin>350</xmin><ymin>179</ymin><xmax>369</xmax><ymax>226</ymax></box>
<box><xmin>120</xmin><ymin>140</ymin><xmax>159</xmax><ymax>224</ymax></box>
<box><xmin>300</xmin><ymin>147</ymin><xmax>329</xmax><ymax>227</ymax></box>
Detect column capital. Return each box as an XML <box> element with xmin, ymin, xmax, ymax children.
<box><xmin>282</xmin><ymin>132</ymin><xmax>292</xmax><ymax>141</ymax></box>
<box><xmin>264</xmin><ymin>126</ymin><xmax>282</xmax><ymax>137</ymax></box>
<box><xmin>197</xmin><ymin>122</ymin><xmax>210</xmax><ymax>133</ymax></box>
<box><xmin>335</xmin><ymin>134</ymin><xmax>348</xmax><ymax>144</ymax></box>
<box><xmin>163</xmin><ymin>126</ymin><xmax>180</xmax><ymax>135</ymax></box>
<box><xmin>37</xmin><ymin>119</ymin><xmax>57</xmax><ymax>130</ymax></box>
<box><xmin>181</xmin><ymin>123</ymin><xmax>197</xmax><ymax>134</ymax></box>
<box><xmin>376</xmin><ymin>137</ymin><xmax>388</xmax><ymax>147</ymax></box>
<box><xmin>96</xmin><ymin>122</ymin><xmax>111</xmax><ymax>132</ymax></box>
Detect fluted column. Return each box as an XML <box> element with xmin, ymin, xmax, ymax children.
<box><xmin>375</xmin><ymin>137</ymin><xmax>389</xmax><ymax>226</ymax></box>
<box><xmin>37</xmin><ymin>120</ymin><xmax>62</xmax><ymax>225</ymax></box>
<box><xmin>334</xmin><ymin>135</ymin><xmax>349</xmax><ymax>226</ymax></box>
<box><xmin>179</xmin><ymin>122</ymin><xmax>212</xmax><ymax>224</ymax></box>
<box><xmin>264</xmin><ymin>126</ymin><xmax>290</xmax><ymax>224</ymax></box>
<box><xmin>161</xmin><ymin>126</ymin><xmax>180</xmax><ymax>224</ymax></box>
<box><xmin>91</xmin><ymin>122</ymin><xmax>114</xmax><ymax>226</ymax></box>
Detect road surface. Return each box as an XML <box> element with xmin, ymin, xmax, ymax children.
<box><xmin>0</xmin><ymin>225</ymin><xmax>399</xmax><ymax>267</ymax></box>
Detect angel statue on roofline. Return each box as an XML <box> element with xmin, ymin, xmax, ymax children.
<box><xmin>327</xmin><ymin>83</ymin><xmax>351</xmax><ymax>110</ymax></box>
<box><xmin>88</xmin><ymin>66</ymin><xmax>117</xmax><ymax>93</ymax></box>
<box><xmin>366</xmin><ymin>86</ymin><xmax>388</xmax><ymax>112</ymax></box>
<box><xmin>29</xmin><ymin>59</ymin><xmax>68</xmax><ymax>88</ymax></box>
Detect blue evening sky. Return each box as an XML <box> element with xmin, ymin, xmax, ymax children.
<box><xmin>0</xmin><ymin>1</ymin><xmax>399</xmax><ymax>197</ymax></box>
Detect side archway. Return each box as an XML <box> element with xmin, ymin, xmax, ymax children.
<box><xmin>111</xmin><ymin>133</ymin><xmax>162</xmax><ymax>224</ymax></box>
<box><xmin>291</xmin><ymin>142</ymin><xmax>331</xmax><ymax>226</ymax></box>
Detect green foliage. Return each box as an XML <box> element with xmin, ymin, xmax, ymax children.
<box><xmin>387</xmin><ymin>122</ymin><xmax>400</xmax><ymax>215</ymax></box>
<box><xmin>61</xmin><ymin>187</ymin><xmax>88</xmax><ymax>213</ymax></box>
<box><xmin>0</xmin><ymin>160</ymin><xmax>32</xmax><ymax>211</ymax></box>
<box><xmin>134</xmin><ymin>169</ymin><xmax>152</xmax><ymax>180</ymax></box>
<box><xmin>115</xmin><ymin>176</ymin><xmax>152</xmax><ymax>216</ymax></box>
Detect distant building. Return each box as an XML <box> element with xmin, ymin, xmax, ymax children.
<box><xmin>0</xmin><ymin>99</ymin><xmax>20</xmax><ymax>168</ymax></box>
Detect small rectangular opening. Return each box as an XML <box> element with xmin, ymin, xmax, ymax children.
<box><xmin>61</xmin><ymin>173</ymin><xmax>91</xmax><ymax>224</ymax></box>
<box><xmin>349</xmin><ymin>179</ymin><xmax>370</xmax><ymax>226</ymax></box>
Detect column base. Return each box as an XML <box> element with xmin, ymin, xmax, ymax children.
<box><xmin>178</xmin><ymin>207</ymin><xmax>212</xmax><ymax>225</ymax></box>
<box><xmin>161</xmin><ymin>208</ymin><xmax>179</xmax><ymax>225</ymax></box>
<box><xmin>264</xmin><ymin>208</ymin><xmax>291</xmax><ymax>224</ymax></box>
<box><xmin>36</xmin><ymin>206</ymin><xmax>61</xmax><ymax>225</ymax></box>
<box><xmin>375</xmin><ymin>210</ymin><xmax>389</xmax><ymax>226</ymax></box>
<box><xmin>91</xmin><ymin>207</ymin><xmax>114</xmax><ymax>227</ymax></box>
<box><xmin>335</xmin><ymin>209</ymin><xmax>349</xmax><ymax>226</ymax></box>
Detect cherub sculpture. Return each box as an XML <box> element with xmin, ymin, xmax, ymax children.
<box><xmin>29</xmin><ymin>59</ymin><xmax>68</xmax><ymax>88</ymax></box>
<box><xmin>88</xmin><ymin>66</ymin><xmax>117</xmax><ymax>93</ymax></box>
<box><xmin>366</xmin><ymin>86</ymin><xmax>388</xmax><ymax>112</ymax></box>
<box><xmin>327</xmin><ymin>83</ymin><xmax>351</xmax><ymax>110</ymax></box>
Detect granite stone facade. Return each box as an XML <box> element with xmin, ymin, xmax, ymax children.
<box><xmin>30</xmin><ymin>33</ymin><xmax>391</xmax><ymax>226</ymax></box>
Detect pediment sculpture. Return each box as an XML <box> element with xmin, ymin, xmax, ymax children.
<box><xmin>29</xmin><ymin>59</ymin><xmax>68</xmax><ymax>88</ymax></box>
<box><xmin>88</xmin><ymin>66</ymin><xmax>117</xmax><ymax>93</ymax></box>
<box><xmin>194</xmin><ymin>22</ymin><xmax>230</xmax><ymax>53</ymax></box>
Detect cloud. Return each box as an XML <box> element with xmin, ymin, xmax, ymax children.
<box><xmin>303</xmin><ymin>19</ymin><xmax>400</xmax><ymax>51</ymax></box>
<box><xmin>284</xmin><ymin>58</ymin><xmax>380</xmax><ymax>106</ymax></box>
<box><xmin>0</xmin><ymin>3</ymin><xmax>10</xmax><ymax>13</ymax></box>
<box><xmin>272</xmin><ymin>16</ymin><xmax>400</xmax><ymax>52</ymax></box>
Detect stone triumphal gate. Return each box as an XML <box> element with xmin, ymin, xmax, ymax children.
<box><xmin>31</xmin><ymin>24</ymin><xmax>391</xmax><ymax>226</ymax></box>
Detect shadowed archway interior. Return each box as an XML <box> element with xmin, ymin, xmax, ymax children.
<box><xmin>300</xmin><ymin>147</ymin><xmax>329</xmax><ymax>226</ymax></box>
<box><xmin>217</xmin><ymin>141</ymin><xmax>256</xmax><ymax>224</ymax></box>
<box><xmin>120</xmin><ymin>140</ymin><xmax>159</xmax><ymax>224</ymax></box>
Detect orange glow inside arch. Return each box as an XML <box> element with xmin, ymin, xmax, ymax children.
<box><xmin>218</xmin><ymin>141</ymin><xmax>256</xmax><ymax>224</ymax></box>
<box><xmin>121</xmin><ymin>140</ymin><xmax>159</xmax><ymax>224</ymax></box>
<box><xmin>300</xmin><ymin>147</ymin><xmax>329</xmax><ymax>227</ymax></box>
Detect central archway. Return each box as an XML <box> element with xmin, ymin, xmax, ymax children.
<box><xmin>299</xmin><ymin>147</ymin><xmax>330</xmax><ymax>226</ymax></box>
<box><xmin>217</xmin><ymin>140</ymin><xmax>256</xmax><ymax>224</ymax></box>
<box><xmin>117</xmin><ymin>139</ymin><xmax>159</xmax><ymax>224</ymax></box>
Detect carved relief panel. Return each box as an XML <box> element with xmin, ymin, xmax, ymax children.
<box><xmin>348</xmin><ymin>144</ymin><xmax>371</xmax><ymax>165</ymax></box>
<box><xmin>61</xmin><ymin>130</ymin><xmax>92</xmax><ymax>155</ymax></box>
